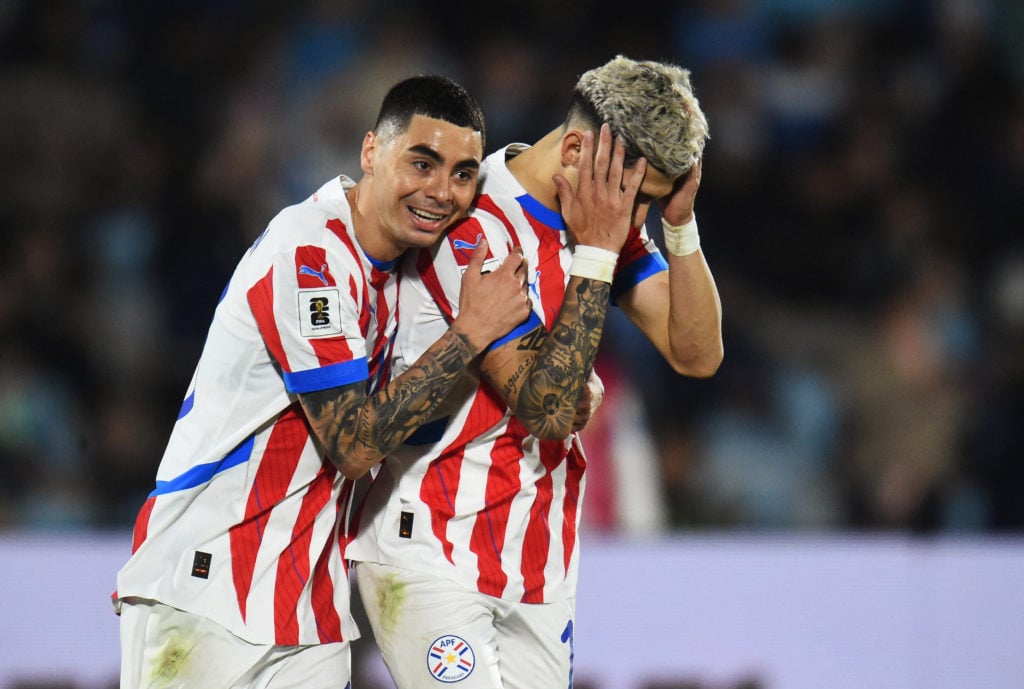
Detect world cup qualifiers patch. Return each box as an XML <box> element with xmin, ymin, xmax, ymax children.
<box><xmin>298</xmin><ymin>289</ymin><xmax>342</xmax><ymax>337</ymax></box>
<box><xmin>427</xmin><ymin>635</ymin><xmax>475</xmax><ymax>683</ymax></box>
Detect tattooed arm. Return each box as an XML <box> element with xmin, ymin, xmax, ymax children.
<box><xmin>300</xmin><ymin>241</ymin><xmax>530</xmax><ymax>480</ymax></box>
<box><xmin>481</xmin><ymin>275</ymin><xmax>613</xmax><ymax>440</ymax></box>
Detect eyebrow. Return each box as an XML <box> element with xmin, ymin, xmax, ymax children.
<box><xmin>408</xmin><ymin>144</ymin><xmax>480</xmax><ymax>171</ymax></box>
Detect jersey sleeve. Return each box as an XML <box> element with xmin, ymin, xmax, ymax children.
<box><xmin>247</xmin><ymin>242</ymin><xmax>369</xmax><ymax>394</ymax></box>
<box><xmin>610</xmin><ymin>223</ymin><xmax>669</xmax><ymax>303</ymax></box>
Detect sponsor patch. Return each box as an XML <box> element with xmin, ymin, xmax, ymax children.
<box><xmin>427</xmin><ymin>635</ymin><xmax>475</xmax><ymax>683</ymax></box>
<box><xmin>298</xmin><ymin>289</ymin><xmax>342</xmax><ymax>337</ymax></box>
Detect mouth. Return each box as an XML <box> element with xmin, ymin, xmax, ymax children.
<box><xmin>407</xmin><ymin>205</ymin><xmax>449</xmax><ymax>231</ymax></box>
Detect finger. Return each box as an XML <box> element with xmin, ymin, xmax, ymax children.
<box><xmin>593</xmin><ymin>123</ymin><xmax>612</xmax><ymax>185</ymax></box>
<box><xmin>608</xmin><ymin>133</ymin><xmax>627</xmax><ymax>191</ymax></box>
<box><xmin>466</xmin><ymin>234</ymin><xmax>489</xmax><ymax>274</ymax></box>
<box><xmin>577</xmin><ymin>129</ymin><xmax>595</xmax><ymax>185</ymax></box>
<box><xmin>552</xmin><ymin>173</ymin><xmax>575</xmax><ymax>215</ymax></box>
<box><xmin>495</xmin><ymin>245</ymin><xmax>523</xmax><ymax>279</ymax></box>
<box><xmin>622</xmin><ymin>157</ymin><xmax>647</xmax><ymax>201</ymax></box>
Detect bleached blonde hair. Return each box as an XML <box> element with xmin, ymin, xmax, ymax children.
<box><xmin>569</xmin><ymin>55</ymin><xmax>709</xmax><ymax>179</ymax></box>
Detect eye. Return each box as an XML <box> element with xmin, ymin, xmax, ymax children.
<box><xmin>453</xmin><ymin>169</ymin><xmax>477</xmax><ymax>184</ymax></box>
<box><xmin>412</xmin><ymin>160</ymin><xmax>432</xmax><ymax>172</ymax></box>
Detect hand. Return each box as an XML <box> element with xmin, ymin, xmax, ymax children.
<box><xmin>452</xmin><ymin>238</ymin><xmax>531</xmax><ymax>353</ymax></box>
<box><xmin>553</xmin><ymin>123</ymin><xmax>647</xmax><ymax>253</ymax></box>
<box><xmin>658</xmin><ymin>158</ymin><xmax>701</xmax><ymax>227</ymax></box>
<box><xmin>572</xmin><ymin>369</ymin><xmax>605</xmax><ymax>433</ymax></box>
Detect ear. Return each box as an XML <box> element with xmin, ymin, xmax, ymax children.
<box><xmin>560</xmin><ymin>129</ymin><xmax>586</xmax><ymax>168</ymax></box>
<box><xmin>360</xmin><ymin>131</ymin><xmax>377</xmax><ymax>175</ymax></box>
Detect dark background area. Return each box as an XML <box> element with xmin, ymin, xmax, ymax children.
<box><xmin>1</xmin><ymin>0</ymin><xmax>1022</xmax><ymax>535</ymax></box>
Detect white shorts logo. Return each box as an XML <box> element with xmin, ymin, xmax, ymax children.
<box><xmin>298</xmin><ymin>289</ymin><xmax>342</xmax><ymax>337</ymax></box>
<box><xmin>427</xmin><ymin>635</ymin><xmax>475</xmax><ymax>683</ymax></box>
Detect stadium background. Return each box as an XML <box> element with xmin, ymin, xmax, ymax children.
<box><xmin>0</xmin><ymin>0</ymin><xmax>1022</xmax><ymax>687</ymax></box>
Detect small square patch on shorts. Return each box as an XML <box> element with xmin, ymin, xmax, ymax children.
<box><xmin>192</xmin><ymin>551</ymin><xmax>212</xmax><ymax>579</ymax></box>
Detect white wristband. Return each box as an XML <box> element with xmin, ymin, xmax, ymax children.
<box><xmin>661</xmin><ymin>214</ymin><xmax>700</xmax><ymax>256</ymax></box>
<box><xmin>568</xmin><ymin>245</ymin><xmax>619</xmax><ymax>283</ymax></box>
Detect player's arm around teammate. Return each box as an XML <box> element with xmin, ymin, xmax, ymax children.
<box><xmin>300</xmin><ymin>238</ymin><xmax>530</xmax><ymax>480</ymax></box>
<box><xmin>477</xmin><ymin>123</ymin><xmax>645</xmax><ymax>440</ymax></box>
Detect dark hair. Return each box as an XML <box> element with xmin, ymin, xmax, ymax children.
<box><xmin>373</xmin><ymin>75</ymin><xmax>486</xmax><ymax>150</ymax></box>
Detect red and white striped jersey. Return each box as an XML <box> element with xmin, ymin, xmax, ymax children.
<box><xmin>347</xmin><ymin>145</ymin><xmax>668</xmax><ymax>603</ymax></box>
<box><xmin>115</xmin><ymin>175</ymin><xmax>399</xmax><ymax>645</ymax></box>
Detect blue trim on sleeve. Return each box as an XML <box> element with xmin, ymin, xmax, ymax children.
<box><xmin>610</xmin><ymin>252</ymin><xmax>668</xmax><ymax>304</ymax></box>
<box><xmin>489</xmin><ymin>311</ymin><xmax>544</xmax><ymax>351</ymax></box>
<box><xmin>516</xmin><ymin>194</ymin><xmax>564</xmax><ymax>230</ymax></box>
<box><xmin>149</xmin><ymin>435</ymin><xmax>255</xmax><ymax>496</ymax></box>
<box><xmin>284</xmin><ymin>358</ymin><xmax>369</xmax><ymax>394</ymax></box>
<box><xmin>404</xmin><ymin>416</ymin><xmax>450</xmax><ymax>446</ymax></box>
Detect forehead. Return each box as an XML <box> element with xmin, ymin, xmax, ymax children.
<box><xmin>391</xmin><ymin>114</ymin><xmax>483</xmax><ymax>163</ymax></box>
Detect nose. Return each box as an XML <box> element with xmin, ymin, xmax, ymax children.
<box><xmin>424</xmin><ymin>171</ymin><xmax>453</xmax><ymax>205</ymax></box>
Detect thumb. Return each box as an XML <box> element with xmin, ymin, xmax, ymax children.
<box><xmin>465</xmin><ymin>234</ymin><xmax>489</xmax><ymax>274</ymax></box>
<box><xmin>552</xmin><ymin>174</ymin><xmax>575</xmax><ymax>213</ymax></box>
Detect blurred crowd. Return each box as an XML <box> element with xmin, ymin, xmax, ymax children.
<box><xmin>1</xmin><ymin>0</ymin><xmax>1021</xmax><ymax>535</ymax></box>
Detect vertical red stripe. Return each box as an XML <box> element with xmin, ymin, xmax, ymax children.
<box><xmin>272</xmin><ymin>460</ymin><xmax>335</xmax><ymax>644</ymax></box>
<box><xmin>532</xmin><ymin>217</ymin><xmax>568</xmax><ymax>329</ymax></box>
<box><xmin>311</xmin><ymin>479</ymin><xmax>354</xmax><ymax>642</ymax></box>
<box><xmin>420</xmin><ymin>384</ymin><xmax>507</xmax><ymax>564</ymax></box>
<box><xmin>562</xmin><ymin>437</ymin><xmax>586</xmax><ymax>574</ymax></box>
<box><xmin>130</xmin><ymin>495</ymin><xmax>157</xmax><ymax>554</ymax></box>
<box><xmin>247</xmin><ymin>267</ymin><xmax>291</xmax><ymax>372</ymax></box>
<box><xmin>416</xmin><ymin>247</ymin><xmax>456</xmax><ymax>321</ymax></box>
<box><xmin>366</xmin><ymin>268</ymin><xmax>395</xmax><ymax>389</ymax></box>
<box><xmin>228</xmin><ymin>405</ymin><xmax>306</xmax><ymax>622</ymax></box>
<box><xmin>469</xmin><ymin>417</ymin><xmax>526</xmax><ymax>598</ymax></box>
<box><xmin>474</xmin><ymin>196</ymin><xmax>524</xmax><ymax>247</ymax></box>
<box><xmin>520</xmin><ymin>438</ymin><xmax>563</xmax><ymax>603</ymax></box>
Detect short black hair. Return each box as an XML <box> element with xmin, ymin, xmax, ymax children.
<box><xmin>373</xmin><ymin>75</ymin><xmax>486</xmax><ymax>150</ymax></box>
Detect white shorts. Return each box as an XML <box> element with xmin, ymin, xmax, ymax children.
<box><xmin>355</xmin><ymin>562</ymin><xmax>575</xmax><ymax>689</ymax></box>
<box><xmin>118</xmin><ymin>598</ymin><xmax>351</xmax><ymax>689</ymax></box>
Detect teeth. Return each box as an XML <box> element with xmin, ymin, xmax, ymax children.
<box><xmin>411</xmin><ymin>208</ymin><xmax>445</xmax><ymax>222</ymax></box>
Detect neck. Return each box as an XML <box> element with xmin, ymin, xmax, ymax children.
<box><xmin>507</xmin><ymin>128</ymin><xmax>565</xmax><ymax>211</ymax></box>
<box><xmin>347</xmin><ymin>182</ymin><xmax>401</xmax><ymax>263</ymax></box>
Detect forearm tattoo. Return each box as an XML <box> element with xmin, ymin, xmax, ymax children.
<box><xmin>302</xmin><ymin>330</ymin><xmax>475</xmax><ymax>474</ymax></box>
<box><xmin>516</xmin><ymin>277</ymin><xmax>610</xmax><ymax>438</ymax></box>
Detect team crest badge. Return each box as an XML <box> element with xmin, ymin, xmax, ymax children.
<box><xmin>427</xmin><ymin>634</ymin><xmax>475</xmax><ymax>683</ymax></box>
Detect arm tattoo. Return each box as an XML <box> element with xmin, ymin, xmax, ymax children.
<box><xmin>515</xmin><ymin>277</ymin><xmax>610</xmax><ymax>438</ymax></box>
<box><xmin>301</xmin><ymin>329</ymin><xmax>475</xmax><ymax>475</ymax></box>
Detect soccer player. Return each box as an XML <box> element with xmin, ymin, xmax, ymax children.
<box><xmin>112</xmin><ymin>75</ymin><xmax>535</xmax><ymax>689</ymax></box>
<box><xmin>348</xmin><ymin>56</ymin><xmax>720</xmax><ymax>688</ymax></box>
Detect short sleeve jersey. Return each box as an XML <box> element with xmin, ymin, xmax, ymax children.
<box><xmin>347</xmin><ymin>145</ymin><xmax>668</xmax><ymax>603</ymax></box>
<box><xmin>115</xmin><ymin>176</ymin><xmax>400</xmax><ymax>645</ymax></box>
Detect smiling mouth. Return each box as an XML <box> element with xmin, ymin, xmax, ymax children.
<box><xmin>409</xmin><ymin>207</ymin><xmax>446</xmax><ymax>223</ymax></box>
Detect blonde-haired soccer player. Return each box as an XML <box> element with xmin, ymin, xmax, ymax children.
<box><xmin>349</xmin><ymin>56</ymin><xmax>721</xmax><ymax>689</ymax></box>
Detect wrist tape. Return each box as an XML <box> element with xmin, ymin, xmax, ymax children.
<box><xmin>661</xmin><ymin>214</ymin><xmax>701</xmax><ymax>256</ymax></box>
<box><xmin>568</xmin><ymin>245</ymin><xmax>619</xmax><ymax>283</ymax></box>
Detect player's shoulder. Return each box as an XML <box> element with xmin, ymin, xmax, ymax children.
<box><xmin>257</xmin><ymin>178</ymin><xmax>357</xmax><ymax>251</ymax></box>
